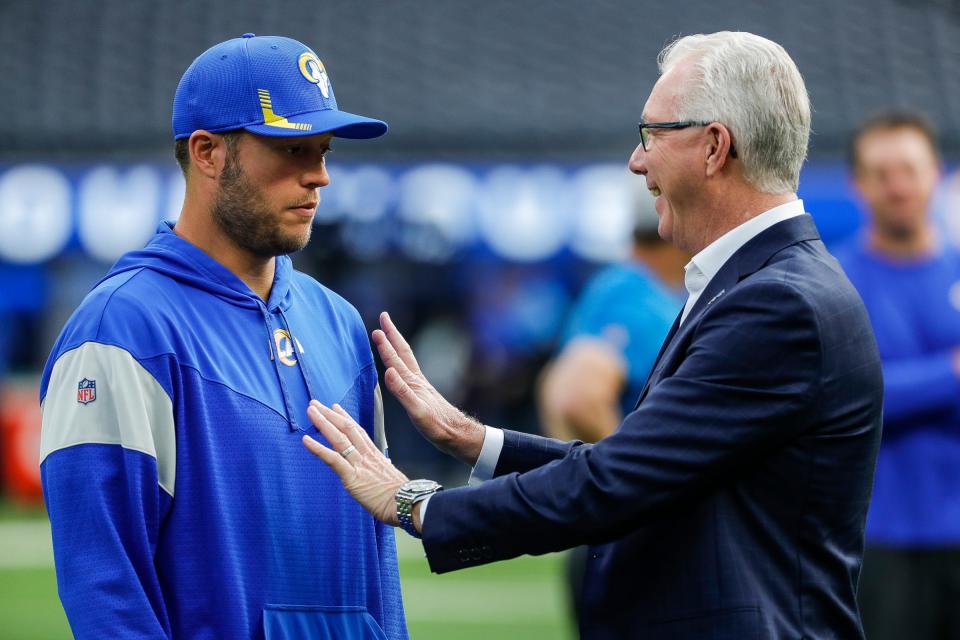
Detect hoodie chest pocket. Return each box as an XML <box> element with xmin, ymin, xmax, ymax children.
<box><xmin>263</xmin><ymin>605</ymin><xmax>388</xmax><ymax>640</ymax></box>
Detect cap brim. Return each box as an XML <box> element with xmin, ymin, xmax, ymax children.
<box><xmin>244</xmin><ymin>109</ymin><xmax>388</xmax><ymax>139</ymax></box>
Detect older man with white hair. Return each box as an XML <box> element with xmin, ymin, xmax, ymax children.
<box><xmin>301</xmin><ymin>31</ymin><xmax>884</xmax><ymax>639</ymax></box>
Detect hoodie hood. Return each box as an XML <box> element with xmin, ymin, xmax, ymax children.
<box><xmin>100</xmin><ymin>222</ymin><xmax>294</xmax><ymax>312</ymax></box>
<box><xmin>101</xmin><ymin>222</ymin><xmax>319</xmax><ymax>432</ymax></box>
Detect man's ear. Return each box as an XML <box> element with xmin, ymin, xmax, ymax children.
<box><xmin>704</xmin><ymin>123</ymin><xmax>734</xmax><ymax>178</ymax></box>
<box><xmin>188</xmin><ymin>130</ymin><xmax>226</xmax><ymax>180</ymax></box>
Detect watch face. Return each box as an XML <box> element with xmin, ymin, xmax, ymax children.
<box><xmin>406</xmin><ymin>479</ymin><xmax>439</xmax><ymax>493</ymax></box>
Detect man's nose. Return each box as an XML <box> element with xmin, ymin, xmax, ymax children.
<box><xmin>628</xmin><ymin>143</ymin><xmax>647</xmax><ymax>175</ymax></box>
<box><xmin>304</xmin><ymin>161</ymin><xmax>330</xmax><ymax>189</ymax></box>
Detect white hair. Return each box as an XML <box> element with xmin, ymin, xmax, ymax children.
<box><xmin>658</xmin><ymin>32</ymin><xmax>811</xmax><ymax>194</ymax></box>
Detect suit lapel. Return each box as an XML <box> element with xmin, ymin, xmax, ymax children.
<box><xmin>633</xmin><ymin>265</ymin><xmax>738</xmax><ymax>407</ymax></box>
<box><xmin>633</xmin><ymin>214</ymin><xmax>821</xmax><ymax>409</ymax></box>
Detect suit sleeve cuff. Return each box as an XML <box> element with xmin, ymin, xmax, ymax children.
<box><xmin>418</xmin><ymin>493</ymin><xmax>433</xmax><ymax>526</ymax></box>
<box><xmin>467</xmin><ymin>426</ymin><xmax>504</xmax><ymax>486</ymax></box>
<box><xmin>422</xmin><ymin>427</ymin><xmax>503</xmax><ymax>529</ymax></box>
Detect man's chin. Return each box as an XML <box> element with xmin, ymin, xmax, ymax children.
<box><xmin>877</xmin><ymin>218</ymin><xmax>923</xmax><ymax>243</ymax></box>
<box><xmin>245</xmin><ymin>233</ymin><xmax>311</xmax><ymax>258</ymax></box>
<box><xmin>281</xmin><ymin>229</ymin><xmax>313</xmax><ymax>255</ymax></box>
<box><xmin>657</xmin><ymin>217</ymin><xmax>673</xmax><ymax>244</ymax></box>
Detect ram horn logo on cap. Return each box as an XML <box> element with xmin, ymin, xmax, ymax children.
<box><xmin>298</xmin><ymin>51</ymin><xmax>330</xmax><ymax>98</ymax></box>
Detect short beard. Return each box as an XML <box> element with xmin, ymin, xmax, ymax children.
<box><xmin>875</xmin><ymin>215</ymin><xmax>922</xmax><ymax>244</ymax></box>
<box><xmin>211</xmin><ymin>150</ymin><xmax>312</xmax><ymax>258</ymax></box>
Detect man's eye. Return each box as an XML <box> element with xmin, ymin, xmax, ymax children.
<box><xmin>286</xmin><ymin>146</ymin><xmax>303</xmax><ymax>155</ymax></box>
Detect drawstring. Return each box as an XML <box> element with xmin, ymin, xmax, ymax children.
<box><xmin>261</xmin><ymin>303</ymin><xmax>301</xmax><ymax>432</ymax></box>
<box><xmin>278</xmin><ymin>308</ymin><xmax>321</xmax><ymax>411</ymax></box>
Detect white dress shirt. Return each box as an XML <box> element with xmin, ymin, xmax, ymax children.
<box><xmin>679</xmin><ymin>199</ymin><xmax>806</xmax><ymax>325</ymax></box>
<box><xmin>419</xmin><ymin>200</ymin><xmax>808</xmax><ymax>526</ymax></box>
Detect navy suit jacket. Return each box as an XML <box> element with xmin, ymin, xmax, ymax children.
<box><xmin>421</xmin><ymin>215</ymin><xmax>883</xmax><ymax>639</ymax></box>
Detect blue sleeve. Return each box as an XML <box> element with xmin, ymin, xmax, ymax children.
<box><xmin>881</xmin><ymin>351</ymin><xmax>960</xmax><ymax>431</ymax></box>
<box><xmin>39</xmin><ymin>285</ymin><xmax>178</xmax><ymax>639</ymax></box>
<box><xmin>563</xmin><ymin>267</ymin><xmax>680</xmax><ymax>388</ymax></box>
<box><xmin>42</xmin><ymin>446</ymin><xmax>172</xmax><ymax>639</ymax></box>
<box><xmin>373</xmin><ymin>522</ymin><xmax>406</xmax><ymax>639</ymax></box>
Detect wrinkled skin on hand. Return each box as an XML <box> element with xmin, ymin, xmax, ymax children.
<box><xmin>302</xmin><ymin>400</ymin><xmax>408</xmax><ymax>526</ymax></box>
<box><xmin>371</xmin><ymin>312</ymin><xmax>485</xmax><ymax>466</ymax></box>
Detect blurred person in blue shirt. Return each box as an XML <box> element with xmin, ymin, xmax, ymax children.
<box><xmin>537</xmin><ymin>197</ymin><xmax>686</xmax><ymax>624</ymax></box>
<box><xmin>539</xmin><ymin>198</ymin><xmax>686</xmax><ymax>443</ymax></box>
<box><xmin>835</xmin><ymin>112</ymin><xmax>960</xmax><ymax>640</ymax></box>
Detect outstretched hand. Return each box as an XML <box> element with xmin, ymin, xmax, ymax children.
<box><xmin>301</xmin><ymin>400</ymin><xmax>408</xmax><ymax>527</ymax></box>
<box><xmin>372</xmin><ymin>312</ymin><xmax>486</xmax><ymax>466</ymax></box>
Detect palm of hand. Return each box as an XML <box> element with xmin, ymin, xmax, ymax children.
<box><xmin>373</xmin><ymin>312</ymin><xmax>484</xmax><ymax>465</ymax></box>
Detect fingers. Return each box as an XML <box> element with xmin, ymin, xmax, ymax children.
<box><xmin>378</xmin><ymin>312</ymin><xmax>422</xmax><ymax>374</ymax></box>
<box><xmin>372</xmin><ymin>323</ymin><xmax>430</xmax><ymax>414</ymax></box>
<box><xmin>324</xmin><ymin>402</ymin><xmax>379</xmax><ymax>456</ymax></box>
<box><xmin>307</xmin><ymin>404</ymin><xmax>356</xmax><ymax>458</ymax></box>
<box><xmin>383</xmin><ymin>367</ymin><xmax>428</xmax><ymax>419</ymax></box>
<box><xmin>308</xmin><ymin>401</ymin><xmax>380</xmax><ymax>457</ymax></box>
<box><xmin>372</xmin><ymin>328</ymin><xmax>415</xmax><ymax>380</ymax></box>
<box><xmin>301</xmin><ymin>434</ymin><xmax>353</xmax><ymax>478</ymax></box>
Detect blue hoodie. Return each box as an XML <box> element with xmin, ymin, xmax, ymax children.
<box><xmin>39</xmin><ymin>222</ymin><xmax>407</xmax><ymax>639</ymax></box>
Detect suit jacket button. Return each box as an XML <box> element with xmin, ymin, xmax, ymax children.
<box><xmin>458</xmin><ymin>549</ymin><xmax>470</xmax><ymax>563</ymax></box>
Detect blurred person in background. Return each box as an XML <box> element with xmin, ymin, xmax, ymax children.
<box><xmin>539</xmin><ymin>193</ymin><xmax>686</xmax><ymax>445</ymax></box>
<box><xmin>538</xmin><ymin>193</ymin><xmax>685</xmax><ymax>627</ymax></box>
<box><xmin>0</xmin><ymin>264</ymin><xmax>48</xmax><ymax>503</ymax></box>
<box><xmin>38</xmin><ymin>34</ymin><xmax>407</xmax><ymax>639</ymax></box>
<box><xmin>303</xmin><ymin>31</ymin><xmax>884</xmax><ymax>639</ymax></box>
<box><xmin>836</xmin><ymin>113</ymin><xmax>960</xmax><ymax>640</ymax></box>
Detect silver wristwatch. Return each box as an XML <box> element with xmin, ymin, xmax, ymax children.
<box><xmin>396</xmin><ymin>479</ymin><xmax>442</xmax><ymax>539</ymax></box>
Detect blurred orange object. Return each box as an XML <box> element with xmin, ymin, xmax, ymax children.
<box><xmin>0</xmin><ymin>376</ymin><xmax>44</xmax><ymax>504</ymax></box>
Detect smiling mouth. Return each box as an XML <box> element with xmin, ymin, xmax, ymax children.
<box><xmin>649</xmin><ymin>186</ymin><xmax>662</xmax><ymax>197</ymax></box>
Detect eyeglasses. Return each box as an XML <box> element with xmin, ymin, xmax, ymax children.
<box><xmin>638</xmin><ymin>120</ymin><xmax>737</xmax><ymax>157</ymax></box>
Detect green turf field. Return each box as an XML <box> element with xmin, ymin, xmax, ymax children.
<box><xmin>0</xmin><ymin>502</ymin><xmax>573</xmax><ymax>639</ymax></box>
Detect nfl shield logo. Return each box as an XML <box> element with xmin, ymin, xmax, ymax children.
<box><xmin>77</xmin><ymin>378</ymin><xmax>97</xmax><ymax>405</ymax></box>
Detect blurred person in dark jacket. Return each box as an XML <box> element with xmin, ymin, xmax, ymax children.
<box><xmin>835</xmin><ymin>112</ymin><xmax>960</xmax><ymax>640</ymax></box>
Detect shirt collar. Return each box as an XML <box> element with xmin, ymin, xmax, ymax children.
<box><xmin>684</xmin><ymin>199</ymin><xmax>806</xmax><ymax>297</ymax></box>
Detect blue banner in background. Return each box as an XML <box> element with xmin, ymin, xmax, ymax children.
<box><xmin>0</xmin><ymin>160</ymin><xmax>897</xmax><ymax>267</ymax></box>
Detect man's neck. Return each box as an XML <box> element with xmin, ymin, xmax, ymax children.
<box><xmin>173</xmin><ymin>210</ymin><xmax>276</xmax><ymax>301</ymax></box>
<box><xmin>868</xmin><ymin>224</ymin><xmax>937</xmax><ymax>260</ymax></box>
<box><xmin>688</xmin><ymin>191</ymin><xmax>798</xmax><ymax>256</ymax></box>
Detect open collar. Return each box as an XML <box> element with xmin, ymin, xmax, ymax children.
<box><xmin>635</xmin><ymin>212</ymin><xmax>822</xmax><ymax>408</ymax></box>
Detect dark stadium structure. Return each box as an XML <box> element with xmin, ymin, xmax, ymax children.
<box><xmin>1</xmin><ymin>0</ymin><xmax>958</xmax><ymax>160</ymax></box>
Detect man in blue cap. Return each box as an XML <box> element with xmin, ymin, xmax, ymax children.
<box><xmin>39</xmin><ymin>34</ymin><xmax>406</xmax><ymax>639</ymax></box>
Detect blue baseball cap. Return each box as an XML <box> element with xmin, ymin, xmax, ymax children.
<box><xmin>172</xmin><ymin>33</ymin><xmax>387</xmax><ymax>141</ymax></box>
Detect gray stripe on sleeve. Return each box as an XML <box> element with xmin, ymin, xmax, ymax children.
<box><xmin>373</xmin><ymin>383</ymin><xmax>388</xmax><ymax>453</ymax></box>
<box><xmin>40</xmin><ymin>342</ymin><xmax>176</xmax><ymax>497</ymax></box>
